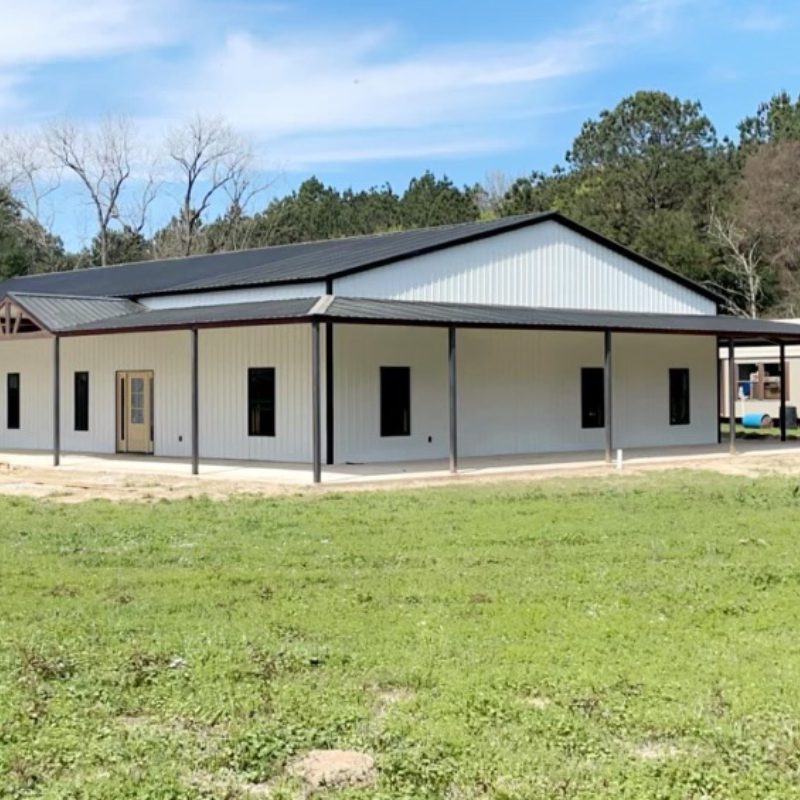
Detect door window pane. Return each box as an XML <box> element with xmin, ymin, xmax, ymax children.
<box><xmin>130</xmin><ymin>377</ymin><xmax>145</xmax><ymax>424</ymax></box>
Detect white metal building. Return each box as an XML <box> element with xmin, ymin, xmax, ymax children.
<box><xmin>0</xmin><ymin>211</ymin><xmax>798</xmax><ymax>481</ymax></box>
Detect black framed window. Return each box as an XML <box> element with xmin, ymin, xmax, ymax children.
<box><xmin>380</xmin><ymin>366</ymin><xmax>410</xmax><ymax>437</ymax></box>
<box><xmin>581</xmin><ymin>367</ymin><xmax>604</xmax><ymax>429</ymax></box>
<box><xmin>7</xmin><ymin>373</ymin><xmax>19</xmax><ymax>430</ymax></box>
<box><xmin>74</xmin><ymin>371</ymin><xmax>89</xmax><ymax>431</ymax></box>
<box><xmin>670</xmin><ymin>368</ymin><xmax>690</xmax><ymax>426</ymax></box>
<box><xmin>248</xmin><ymin>368</ymin><xmax>275</xmax><ymax>437</ymax></box>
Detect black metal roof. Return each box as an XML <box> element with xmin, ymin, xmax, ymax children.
<box><xmin>0</xmin><ymin>212</ymin><xmax>719</xmax><ymax>303</ymax></box>
<box><xmin>322</xmin><ymin>298</ymin><xmax>800</xmax><ymax>341</ymax></box>
<box><xmin>9</xmin><ymin>292</ymin><xmax>142</xmax><ymax>332</ymax></box>
<box><xmin>53</xmin><ymin>294</ymin><xmax>800</xmax><ymax>343</ymax></box>
<box><xmin>63</xmin><ymin>296</ymin><xmax>318</xmax><ymax>333</ymax></box>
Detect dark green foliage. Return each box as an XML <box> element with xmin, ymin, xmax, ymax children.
<box><xmin>0</xmin><ymin>187</ymin><xmax>66</xmax><ymax>278</ymax></box>
<box><xmin>739</xmin><ymin>91</ymin><xmax>800</xmax><ymax>146</ymax></box>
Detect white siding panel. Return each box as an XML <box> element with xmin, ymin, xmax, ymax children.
<box><xmin>60</xmin><ymin>331</ymin><xmax>192</xmax><ymax>456</ymax></box>
<box><xmin>612</xmin><ymin>334</ymin><xmax>717</xmax><ymax>448</ymax></box>
<box><xmin>333</xmin><ymin>326</ymin><xmax>718</xmax><ymax>462</ymax></box>
<box><xmin>0</xmin><ymin>338</ymin><xmax>54</xmax><ymax>450</ymax></box>
<box><xmin>198</xmin><ymin>324</ymin><xmax>313</xmax><ymax>462</ymax></box>
<box><xmin>139</xmin><ymin>283</ymin><xmax>325</xmax><ymax>309</ymax></box>
<box><xmin>335</xmin><ymin>220</ymin><xmax>716</xmax><ymax>315</ymax></box>
<box><xmin>458</xmin><ymin>329</ymin><xmax>606</xmax><ymax>456</ymax></box>
<box><xmin>334</xmin><ymin>325</ymin><xmax>449</xmax><ymax>463</ymax></box>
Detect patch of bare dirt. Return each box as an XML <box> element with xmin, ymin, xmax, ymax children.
<box><xmin>1</xmin><ymin>448</ymin><xmax>800</xmax><ymax>502</ymax></box>
<box><xmin>631</xmin><ymin>740</ymin><xmax>681</xmax><ymax>760</ymax></box>
<box><xmin>287</xmin><ymin>749</ymin><xmax>377</xmax><ymax>791</ymax></box>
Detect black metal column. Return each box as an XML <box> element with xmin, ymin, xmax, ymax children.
<box><xmin>448</xmin><ymin>326</ymin><xmax>457</xmax><ymax>474</ymax></box>
<box><xmin>325</xmin><ymin>322</ymin><xmax>334</xmax><ymax>465</ymax></box>
<box><xmin>191</xmin><ymin>328</ymin><xmax>199</xmax><ymax>475</ymax></box>
<box><xmin>604</xmin><ymin>330</ymin><xmax>613</xmax><ymax>462</ymax></box>
<box><xmin>311</xmin><ymin>320</ymin><xmax>322</xmax><ymax>484</ymax></box>
<box><xmin>780</xmin><ymin>341</ymin><xmax>787</xmax><ymax>442</ymax></box>
<box><xmin>728</xmin><ymin>339</ymin><xmax>736</xmax><ymax>454</ymax></box>
<box><xmin>716</xmin><ymin>336</ymin><xmax>722</xmax><ymax>444</ymax></box>
<box><xmin>53</xmin><ymin>335</ymin><xmax>60</xmax><ymax>467</ymax></box>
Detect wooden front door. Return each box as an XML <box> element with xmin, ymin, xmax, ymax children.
<box><xmin>116</xmin><ymin>371</ymin><xmax>154</xmax><ymax>454</ymax></box>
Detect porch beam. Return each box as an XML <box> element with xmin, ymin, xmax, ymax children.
<box><xmin>190</xmin><ymin>328</ymin><xmax>199</xmax><ymax>475</ymax></box>
<box><xmin>780</xmin><ymin>341</ymin><xmax>787</xmax><ymax>442</ymax></box>
<box><xmin>52</xmin><ymin>335</ymin><xmax>60</xmax><ymax>467</ymax></box>
<box><xmin>728</xmin><ymin>339</ymin><xmax>736</xmax><ymax>454</ymax></box>
<box><xmin>311</xmin><ymin>320</ymin><xmax>322</xmax><ymax>484</ymax></box>
<box><xmin>604</xmin><ymin>330</ymin><xmax>613</xmax><ymax>462</ymax></box>
<box><xmin>448</xmin><ymin>325</ymin><xmax>457</xmax><ymax>474</ymax></box>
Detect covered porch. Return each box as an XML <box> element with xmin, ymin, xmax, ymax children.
<box><xmin>3</xmin><ymin>293</ymin><xmax>800</xmax><ymax>484</ymax></box>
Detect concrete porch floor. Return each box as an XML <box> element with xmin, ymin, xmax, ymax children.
<box><xmin>1</xmin><ymin>440</ymin><xmax>799</xmax><ymax>487</ymax></box>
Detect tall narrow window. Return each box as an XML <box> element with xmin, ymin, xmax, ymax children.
<box><xmin>380</xmin><ymin>366</ymin><xmax>411</xmax><ymax>437</ymax></box>
<box><xmin>248</xmin><ymin>367</ymin><xmax>275</xmax><ymax>436</ymax></box>
<box><xmin>7</xmin><ymin>373</ymin><xmax>19</xmax><ymax>430</ymax></box>
<box><xmin>581</xmin><ymin>367</ymin><xmax>604</xmax><ymax>429</ymax></box>
<box><xmin>669</xmin><ymin>368</ymin><xmax>690</xmax><ymax>426</ymax></box>
<box><xmin>74</xmin><ymin>371</ymin><xmax>89</xmax><ymax>431</ymax></box>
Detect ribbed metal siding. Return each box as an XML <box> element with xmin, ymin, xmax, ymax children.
<box><xmin>333</xmin><ymin>326</ymin><xmax>718</xmax><ymax>462</ymax></box>
<box><xmin>139</xmin><ymin>283</ymin><xmax>327</xmax><ymax>310</ymax></box>
<box><xmin>612</xmin><ymin>334</ymin><xmax>717</xmax><ymax>448</ymax></box>
<box><xmin>335</xmin><ymin>221</ymin><xmax>716</xmax><ymax>315</ymax></box>
<box><xmin>0</xmin><ymin>339</ymin><xmax>54</xmax><ymax>450</ymax></box>
<box><xmin>334</xmin><ymin>324</ymin><xmax>449</xmax><ymax>463</ymax></box>
<box><xmin>198</xmin><ymin>325</ymin><xmax>314</xmax><ymax>462</ymax></box>
<box><xmin>60</xmin><ymin>331</ymin><xmax>192</xmax><ymax>457</ymax></box>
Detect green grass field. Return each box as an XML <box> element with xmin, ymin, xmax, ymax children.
<box><xmin>3</xmin><ymin>473</ymin><xmax>800</xmax><ymax>799</ymax></box>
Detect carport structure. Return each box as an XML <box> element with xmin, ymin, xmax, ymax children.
<box><xmin>4</xmin><ymin>290</ymin><xmax>800</xmax><ymax>483</ymax></box>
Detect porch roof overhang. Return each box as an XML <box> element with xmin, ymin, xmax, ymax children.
<box><xmin>4</xmin><ymin>292</ymin><xmax>800</xmax><ymax>345</ymax></box>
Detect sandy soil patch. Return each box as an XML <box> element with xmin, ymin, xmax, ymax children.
<box><xmin>0</xmin><ymin>449</ymin><xmax>800</xmax><ymax>503</ymax></box>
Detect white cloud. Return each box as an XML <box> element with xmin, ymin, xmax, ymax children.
<box><xmin>142</xmin><ymin>0</ymin><xmax>687</xmax><ymax>164</ymax></box>
<box><xmin>732</xmin><ymin>6</ymin><xmax>786</xmax><ymax>32</ymax></box>
<box><xmin>0</xmin><ymin>0</ymin><xmax>173</xmax><ymax>67</ymax></box>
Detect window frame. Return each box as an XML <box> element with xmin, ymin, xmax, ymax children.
<box><xmin>7</xmin><ymin>372</ymin><xmax>19</xmax><ymax>430</ymax></box>
<box><xmin>247</xmin><ymin>367</ymin><xmax>276</xmax><ymax>438</ymax></box>
<box><xmin>380</xmin><ymin>366</ymin><xmax>411</xmax><ymax>437</ymax></box>
<box><xmin>669</xmin><ymin>367</ymin><xmax>691</xmax><ymax>426</ymax></box>
<box><xmin>580</xmin><ymin>367</ymin><xmax>605</xmax><ymax>429</ymax></box>
<box><xmin>74</xmin><ymin>371</ymin><xmax>89</xmax><ymax>432</ymax></box>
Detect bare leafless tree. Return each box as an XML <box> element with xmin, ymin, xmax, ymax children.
<box><xmin>0</xmin><ymin>131</ymin><xmax>61</xmax><ymax>233</ymax></box>
<box><xmin>46</xmin><ymin>116</ymin><xmax>138</xmax><ymax>266</ymax></box>
<box><xmin>165</xmin><ymin>115</ymin><xmax>265</xmax><ymax>256</ymax></box>
<box><xmin>707</xmin><ymin>210</ymin><xmax>765</xmax><ymax>318</ymax></box>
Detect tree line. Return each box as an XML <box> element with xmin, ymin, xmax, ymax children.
<box><xmin>2</xmin><ymin>91</ymin><xmax>800</xmax><ymax>317</ymax></box>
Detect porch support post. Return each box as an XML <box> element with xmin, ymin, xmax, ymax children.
<box><xmin>716</xmin><ymin>336</ymin><xmax>722</xmax><ymax>444</ymax></box>
<box><xmin>728</xmin><ymin>339</ymin><xmax>736</xmax><ymax>454</ymax></box>
<box><xmin>52</xmin><ymin>335</ymin><xmax>60</xmax><ymax>467</ymax></box>
<box><xmin>311</xmin><ymin>320</ymin><xmax>322</xmax><ymax>484</ymax></box>
<box><xmin>780</xmin><ymin>340</ymin><xmax>787</xmax><ymax>442</ymax></box>
<box><xmin>604</xmin><ymin>330</ymin><xmax>613</xmax><ymax>462</ymax></box>
<box><xmin>448</xmin><ymin>325</ymin><xmax>457</xmax><ymax>474</ymax></box>
<box><xmin>190</xmin><ymin>327</ymin><xmax>199</xmax><ymax>475</ymax></box>
<box><xmin>325</xmin><ymin>322</ymin><xmax>334</xmax><ymax>465</ymax></box>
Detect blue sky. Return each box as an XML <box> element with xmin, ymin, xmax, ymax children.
<box><xmin>0</xmin><ymin>0</ymin><xmax>798</xmax><ymax>250</ymax></box>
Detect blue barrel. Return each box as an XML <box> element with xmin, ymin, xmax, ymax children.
<box><xmin>742</xmin><ymin>412</ymin><xmax>772</xmax><ymax>429</ymax></box>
